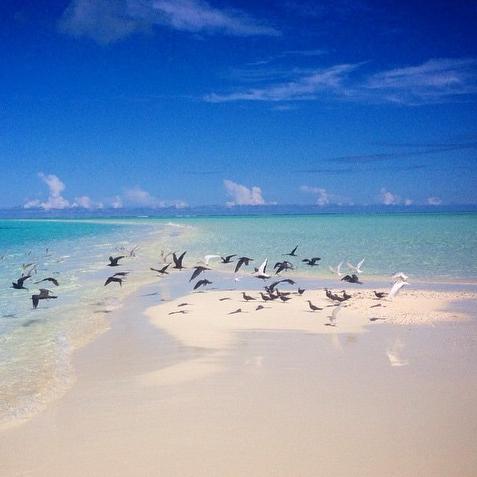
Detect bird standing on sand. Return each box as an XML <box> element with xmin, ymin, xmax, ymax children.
<box><xmin>242</xmin><ymin>292</ymin><xmax>256</xmax><ymax>301</ymax></box>
<box><xmin>108</xmin><ymin>256</ymin><xmax>125</xmax><ymax>267</ymax></box>
<box><xmin>307</xmin><ymin>300</ymin><xmax>322</xmax><ymax>312</ymax></box>
<box><xmin>374</xmin><ymin>291</ymin><xmax>386</xmax><ymax>299</ymax></box>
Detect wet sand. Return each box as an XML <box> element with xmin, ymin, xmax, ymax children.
<box><xmin>1</xmin><ymin>279</ymin><xmax>477</xmax><ymax>477</ymax></box>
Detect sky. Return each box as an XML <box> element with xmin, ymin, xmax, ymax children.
<box><xmin>1</xmin><ymin>0</ymin><xmax>477</xmax><ymax>210</ymax></box>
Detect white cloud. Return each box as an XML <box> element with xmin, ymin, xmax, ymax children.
<box><xmin>380</xmin><ymin>188</ymin><xmax>400</xmax><ymax>205</ymax></box>
<box><xmin>73</xmin><ymin>195</ymin><xmax>103</xmax><ymax>209</ymax></box>
<box><xmin>24</xmin><ymin>173</ymin><xmax>71</xmax><ymax>210</ymax></box>
<box><xmin>206</xmin><ymin>64</ymin><xmax>358</xmax><ymax>102</ymax></box>
<box><xmin>403</xmin><ymin>198</ymin><xmax>414</xmax><ymax>206</ymax></box>
<box><xmin>206</xmin><ymin>57</ymin><xmax>477</xmax><ymax>105</ymax></box>
<box><xmin>427</xmin><ymin>196</ymin><xmax>442</xmax><ymax>206</ymax></box>
<box><xmin>300</xmin><ymin>185</ymin><xmax>330</xmax><ymax>206</ymax></box>
<box><xmin>59</xmin><ymin>0</ymin><xmax>278</xmax><ymax>44</ymax></box>
<box><xmin>123</xmin><ymin>186</ymin><xmax>188</xmax><ymax>208</ymax></box>
<box><xmin>110</xmin><ymin>195</ymin><xmax>123</xmax><ymax>209</ymax></box>
<box><xmin>224</xmin><ymin>179</ymin><xmax>269</xmax><ymax>206</ymax></box>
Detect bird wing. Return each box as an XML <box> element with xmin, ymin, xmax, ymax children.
<box><xmin>234</xmin><ymin>258</ymin><xmax>245</xmax><ymax>273</ymax></box>
<box><xmin>346</xmin><ymin>262</ymin><xmax>356</xmax><ymax>271</ymax></box>
<box><xmin>258</xmin><ymin>258</ymin><xmax>268</xmax><ymax>275</ymax></box>
<box><xmin>357</xmin><ymin>258</ymin><xmax>365</xmax><ymax>269</ymax></box>
<box><xmin>189</xmin><ymin>268</ymin><xmax>202</xmax><ymax>282</ymax></box>
<box><xmin>193</xmin><ymin>280</ymin><xmax>204</xmax><ymax>290</ymax></box>
<box><xmin>104</xmin><ymin>277</ymin><xmax>113</xmax><ymax>286</ymax></box>
<box><xmin>388</xmin><ymin>281</ymin><xmax>407</xmax><ymax>299</ymax></box>
<box><xmin>32</xmin><ymin>295</ymin><xmax>40</xmax><ymax>309</ymax></box>
<box><xmin>291</xmin><ymin>245</ymin><xmax>298</xmax><ymax>254</ymax></box>
<box><xmin>204</xmin><ymin>254</ymin><xmax>220</xmax><ymax>265</ymax></box>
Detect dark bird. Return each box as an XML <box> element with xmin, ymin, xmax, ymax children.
<box><xmin>370</xmin><ymin>304</ymin><xmax>382</xmax><ymax>308</ymax></box>
<box><xmin>369</xmin><ymin>317</ymin><xmax>386</xmax><ymax>322</ymax></box>
<box><xmin>169</xmin><ymin>310</ymin><xmax>188</xmax><ymax>316</ymax></box>
<box><xmin>302</xmin><ymin>257</ymin><xmax>321</xmax><ymax>266</ymax></box>
<box><xmin>297</xmin><ymin>288</ymin><xmax>306</xmax><ymax>295</ymax></box>
<box><xmin>177</xmin><ymin>302</ymin><xmax>191</xmax><ymax>307</ymax></box>
<box><xmin>307</xmin><ymin>300</ymin><xmax>322</xmax><ymax>312</ymax></box>
<box><xmin>219</xmin><ymin>297</ymin><xmax>231</xmax><ymax>301</ymax></box>
<box><xmin>234</xmin><ymin>256</ymin><xmax>253</xmax><ymax>273</ymax></box>
<box><xmin>279</xmin><ymin>295</ymin><xmax>292</xmax><ymax>302</ymax></box>
<box><xmin>32</xmin><ymin>289</ymin><xmax>58</xmax><ymax>309</ymax></box>
<box><xmin>256</xmin><ymin>305</ymin><xmax>265</xmax><ymax>311</ymax></box>
<box><xmin>260</xmin><ymin>292</ymin><xmax>272</xmax><ymax>301</ymax></box>
<box><xmin>268</xmin><ymin>279</ymin><xmax>296</xmax><ymax>292</ymax></box>
<box><xmin>193</xmin><ymin>279</ymin><xmax>212</xmax><ymax>290</ymax></box>
<box><xmin>242</xmin><ymin>292</ymin><xmax>256</xmax><ymax>301</ymax></box>
<box><xmin>274</xmin><ymin>261</ymin><xmax>294</xmax><ymax>274</ymax></box>
<box><xmin>341</xmin><ymin>274</ymin><xmax>362</xmax><ymax>284</ymax></box>
<box><xmin>189</xmin><ymin>266</ymin><xmax>210</xmax><ymax>282</ymax></box>
<box><xmin>284</xmin><ymin>245</ymin><xmax>298</xmax><ymax>257</ymax></box>
<box><xmin>228</xmin><ymin>308</ymin><xmax>243</xmax><ymax>315</ymax></box>
<box><xmin>221</xmin><ymin>254</ymin><xmax>236</xmax><ymax>264</ymax></box>
<box><xmin>150</xmin><ymin>264</ymin><xmax>170</xmax><ymax>275</ymax></box>
<box><xmin>374</xmin><ymin>291</ymin><xmax>387</xmax><ymax>299</ymax></box>
<box><xmin>12</xmin><ymin>275</ymin><xmax>31</xmax><ymax>290</ymax></box>
<box><xmin>172</xmin><ymin>252</ymin><xmax>187</xmax><ymax>270</ymax></box>
<box><xmin>104</xmin><ymin>276</ymin><xmax>124</xmax><ymax>287</ymax></box>
<box><xmin>34</xmin><ymin>277</ymin><xmax>59</xmax><ymax>287</ymax></box>
<box><xmin>108</xmin><ymin>256</ymin><xmax>125</xmax><ymax>267</ymax></box>
<box><xmin>341</xmin><ymin>290</ymin><xmax>352</xmax><ymax>300</ymax></box>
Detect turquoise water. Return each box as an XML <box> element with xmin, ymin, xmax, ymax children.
<box><xmin>0</xmin><ymin>213</ymin><xmax>476</xmax><ymax>427</ymax></box>
<box><xmin>165</xmin><ymin>213</ymin><xmax>477</xmax><ymax>281</ymax></box>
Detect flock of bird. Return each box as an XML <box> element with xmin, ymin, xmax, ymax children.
<box><xmin>9</xmin><ymin>243</ymin><xmax>409</xmax><ymax>328</ymax></box>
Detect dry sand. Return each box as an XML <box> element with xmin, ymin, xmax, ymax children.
<box><xmin>1</xmin><ymin>285</ymin><xmax>477</xmax><ymax>477</ymax></box>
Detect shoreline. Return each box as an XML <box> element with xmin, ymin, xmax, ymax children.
<box><xmin>1</xmin><ymin>275</ymin><xmax>477</xmax><ymax>476</ymax></box>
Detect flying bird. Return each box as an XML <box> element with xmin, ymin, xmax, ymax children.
<box><xmin>172</xmin><ymin>251</ymin><xmax>187</xmax><ymax>269</ymax></box>
<box><xmin>253</xmin><ymin>258</ymin><xmax>270</xmax><ymax>279</ymax></box>
<box><xmin>104</xmin><ymin>276</ymin><xmax>124</xmax><ymax>287</ymax></box>
<box><xmin>150</xmin><ymin>264</ymin><xmax>170</xmax><ymax>275</ymax></box>
<box><xmin>284</xmin><ymin>245</ymin><xmax>298</xmax><ymax>256</ymax></box>
<box><xmin>203</xmin><ymin>255</ymin><xmax>221</xmax><ymax>266</ymax></box>
<box><xmin>329</xmin><ymin>261</ymin><xmax>344</xmax><ymax>278</ymax></box>
<box><xmin>32</xmin><ymin>289</ymin><xmax>58</xmax><ymax>309</ymax></box>
<box><xmin>274</xmin><ymin>261</ymin><xmax>294</xmax><ymax>274</ymax></box>
<box><xmin>12</xmin><ymin>275</ymin><xmax>31</xmax><ymax>290</ymax></box>
<box><xmin>221</xmin><ymin>254</ymin><xmax>236</xmax><ymax>263</ymax></box>
<box><xmin>302</xmin><ymin>257</ymin><xmax>321</xmax><ymax>266</ymax></box>
<box><xmin>193</xmin><ymin>279</ymin><xmax>212</xmax><ymax>290</ymax></box>
<box><xmin>268</xmin><ymin>279</ymin><xmax>296</xmax><ymax>292</ymax></box>
<box><xmin>392</xmin><ymin>272</ymin><xmax>409</xmax><ymax>282</ymax></box>
<box><xmin>388</xmin><ymin>280</ymin><xmax>409</xmax><ymax>300</ymax></box>
<box><xmin>234</xmin><ymin>256</ymin><xmax>253</xmax><ymax>273</ymax></box>
<box><xmin>347</xmin><ymin>258</ymin><xmax>365</xmax><ymax>274</ymax></box>
<box><xmin>189</xmin><ymin>266</ymin><xmax>211</xmax><ymax>282</ymax></box>
<box><xmin>34</xmin><ymin>277</ymin><xmax>59</xmax><ymax>287</ymax></box>
<box><xmin>108</xmin><ymin>256</ymin><xmax>125</xmax><ymax>267</ymax></box>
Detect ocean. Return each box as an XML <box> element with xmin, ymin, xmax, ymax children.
<box><xmin>0</xmin><ymin>213</ymin><xmax>476</xmax><ymax>426</ymax></box>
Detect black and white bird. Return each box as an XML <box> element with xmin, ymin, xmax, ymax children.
<box><xmin>253</xmin><ymin>258</ymin><xmax>270</xmax><ymax>280</ymax></box>
<box><xmin>388</xmin><ymin>280</ymin><xmax>409</xmax><ymax>299</ymax></box>
<box><xmin>329</xmin><ymin>261</ymin><xmax>344</xmax><ymax>278</ymax></box>
<box><xmin>347</xmin><ymin>258</ymin><xmax>365</xmax><ymax>274</ymax></box>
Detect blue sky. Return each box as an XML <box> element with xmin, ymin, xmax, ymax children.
<box><xmin>1</xmin><ymin>0</ymin><xmax>477</xmax><ymax>209</ymax></box>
